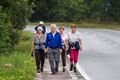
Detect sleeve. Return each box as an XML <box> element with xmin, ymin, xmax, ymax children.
<box><xmin>45</xmin><ymin>34</ymin><xmax>49</xmax><ymax>48</ymax></box>
<box><xmin>65</xmin><ymin>34</ymin><xmax>68</xmax><ymax>40</ymax></box>
<box><xmin>44</xmin><ymin>34</ymin><xmax>47</xmax><ymax>42</ymax></box>
<box><xmin>42</xmin><ymin>25</ymin><xmax>46</xmax><ymax>34</ymax></box>
<box><xmin>59</xmin><ymin>34</ymin><xmax>63</xmax><ymax>49</ymax></box>
<box><xmin>33</xmin><ymin>33</ymin><xmax>36</xmax><ymax>43</ymax></box>
<box><xmin>44</xmin><ymin>25</ymin><xmax>46</xmax><ymax>33</ymax></box>
<box><xmin>35</xmin><ymin>26</ymin><xmax>38</xmax><ymax>31</ymax></box>
<box><xmin>78</xmin><ymin>32</ymin><xmax>82</xmax><ymax>40</ymax></box>
<box><xmin>67</xmin><ymin>33</ymin><xmax>70</xmax><ymax>41</ymax></box>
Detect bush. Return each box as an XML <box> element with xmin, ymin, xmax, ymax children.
<box><xmin>0</xmin><ymin>0</ymin><xmax>33</xmax><ymax>54</ymax></box>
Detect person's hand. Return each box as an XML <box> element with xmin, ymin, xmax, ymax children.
<box><xmin>80</xmin><ymin>46</ymin><xmax>83</xmax><ymax>51</ymax></box>
<box><xmin>31</xmin><ymin>49</ymin><xmax>34</xmax><ymax>57</ymax></box>
<box><xmin>65</xmin><ymin>45</ymin><xmax>68</xmax><ymax>51</ymax></box>
<box><xmin>60</xmin><ymin>49</ymin><xmax>62</xmax><ymax>53</ymax></box>
<box><xmin>44</xmin><ymin>48</ymin><xmax>48</xmax><ymax>53</ymax></box>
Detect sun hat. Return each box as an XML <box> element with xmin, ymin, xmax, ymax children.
<box><xmin>39</xmin><ymin>21</ymin><xmax>44</xmax><ymax>25</ymax></box>
<box><xmin>37</xmin><ymin>27</ymin><xmax>43</xmax><ymax>31</ymax></box>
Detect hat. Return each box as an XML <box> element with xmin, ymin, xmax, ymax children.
<box><xmin>71</xmin><ymin>24</ymin><xmax>77</xmax><ymax>28</ymax></box>
<box><xmin>37</xmin><ymin>27</ymin><xmax>43</xmax><ymax>31</ymax></box>
<box><xmin>39</xmin><ymin>21</ymin><xmax>44</xmax><ymax>25</ymax></box>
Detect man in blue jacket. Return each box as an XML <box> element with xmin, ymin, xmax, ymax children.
<box><xmin>45</xmin><ymin>24</ymin><xmax>62</xmax><ymax>74</ymax></box>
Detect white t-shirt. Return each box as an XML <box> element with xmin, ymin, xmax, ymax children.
<box><xmin>60</xmin><ymin>33</ymin><xmax>68</xmax><ymax>46</ymax></box>
<box><xmin>68</xmin><ymin>31</ymin><xmax>82</xmax><ymax>42</ymax></box>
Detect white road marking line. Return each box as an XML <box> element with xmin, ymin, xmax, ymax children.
<box><xmin>66</xmin><ymin>62</ymin><xmax>79</xmax><ymax>80</ymax></box>
<box><xmin>67</xmin><ymin>55</ymin><xmax>91</xmax><ymax>80</ymax></box>
<box><xmin>76</xmin><ymin>64</ymin><xmax>91</xmax><ymax>80</ymax></box>
<box><xmin>72</xmin><ymin>77</ymin><xmax>78</xmax><ymax>79</ymax></box>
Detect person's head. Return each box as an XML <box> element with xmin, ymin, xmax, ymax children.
<box><xmin>39</xmin><ymin>21</ymin><xmax>44</xmax><ymax>26</ymax></box>
<box><xmin>50</xmin><ymin>24</ymin><xmax>57</xmax><ymax>33</ymax></box>
<box><xmin>59</xmin><ymin>26</ymin><xmax>64</xmax><ymax>34</ymax></box>
<box><xmin>71</xmin><ymin>24</ymin><xmax>77</xmax><ymax>33</ymax></box>
<box><xmin>37</xmin><ymin>27</ymin><xmax>43</xmax><ymax>34</ymax></box>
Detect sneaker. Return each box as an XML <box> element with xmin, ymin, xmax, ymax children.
<box><xmin>37</xmin><ymin>69</ymin><xmax>41</xmax><ymax>73</ymax></box>
<box><xmin>74</xmin><ymin>66</ymin><xmax>77</xmax><ymax>72</ymax></box>
<box><xmin>55</xmin><ymin>67</ymin><xmax>58</xmax><ymax>73</ymax></box>
<box><xmin>51</xmin><ymin>72</ymin><xmax>55</xmax><ymax>74</ymax></box>
<box><xmin>41</xmin><ymin>67</ymin><xmax>43</xmax><ymax>72</ymax></box>
<box><xmin>63</xmin><ymin>68</ymin><xmax>66</xmax><ymax>72</ymax></box>
<box><xmin>70</xmin><ymin>64</ymin><xmax>73</xmax><ymax>71</ymax></box>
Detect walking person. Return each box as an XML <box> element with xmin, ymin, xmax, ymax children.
<box><xmin>31</xmin><ymin>27</ymin><xmax>46</xmax><ymax>73</ymax></box>
<box><xmin>35</xmin><ymin>21</ymin><xmax>46</xmax><ymax>34</ymax></box>
<box><xmin>45</xmin><ymin>24</ymin><xmax>62</xmax><ymax>74</ymax></box>
<box><xmin>59</xmin><ymin>26</ymin><xmax>68</xmax><ymax>72</ymax></box>
<box><xmin>68</xmin><ymin>24</ymin><xmax>83</xmax><ymax>72</ymax></box>
<box><xmin>35</xmin><ymin>21</ymin><xmax>48</xmax><ymax>58</ymax></box>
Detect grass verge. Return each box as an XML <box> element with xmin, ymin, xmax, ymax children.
<box><xmin>0</xmin><ymin>31</ymin><xmax>36</xmax><ymax>80</ymax></box>
<box><xmin>29</xmin><ymin>22</ymin><xmax>120</xmax><ymax>31</ymax></box>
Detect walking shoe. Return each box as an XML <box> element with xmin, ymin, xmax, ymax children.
<box><xmin>74</xmin><ymin>66</ymin><xmax>77</xmax><ymax>72</ymax></box>
<box><xmin>41</xmin><ymin>67</ymin><xmax>43</xmax><ymax>72</ymax></box>
<box><xmin>70</xmin><ymin>64</ymin><xmax>73</xmax><ymax>71</ymax></box>
<box><xmin>37</xmin><ymin>69</ymin><xmax>41</xmax><ymax>73</ymax></box>
<box><xmin>55</xmin><ymin>67</ymin><xmax>58</xmax><ymax>73</ymax></box>
<box><xmin>51</xmin><ymin>72</ymin><xmax>55</xmax><ymax>74</ymax></box>
<box><xmin>63</xmin><ymin>68</ymin><xmax>66</xmax><ymax>72</ymax></box>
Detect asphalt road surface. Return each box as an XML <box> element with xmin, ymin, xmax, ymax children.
<box><xmin>25</xmin><ymin>25</ymin><xmax>120</xmax><ymax>80</ymax></box>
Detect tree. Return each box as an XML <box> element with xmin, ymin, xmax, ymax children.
<box><xmin>0</xmin><ymin>0</ymin><xmax>33</xmax><ymax>53</ymax></box>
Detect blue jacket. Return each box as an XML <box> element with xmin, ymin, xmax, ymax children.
<box><xmin>45</xmin><ymin>32</ymin><xmax>62</xmax><ymax>49</ymax></box>
<box><xmin>35</xmin><ymin>25</ymin><xmax>46</xmax><ymax>34</ymax></box>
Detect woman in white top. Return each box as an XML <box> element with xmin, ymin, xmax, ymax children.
<box><xmin>59</xmin><ymin>26</ymin><xmax>68</xmax><ymax>72</ymax></box>
<box><xmin>68</xmin><ymin>24</ymin><xmax>83</xmax><ymax>72</ymax></box>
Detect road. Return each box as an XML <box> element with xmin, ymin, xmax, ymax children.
<box><xmin>25</xmin><ymin>25</ymin><xmax>120</xmax><ymax>80</ymax></box>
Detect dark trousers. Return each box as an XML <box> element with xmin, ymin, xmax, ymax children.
<box><xmin>48</xmin><ymin>48</ymin><xmax>60</xmax><ymax>73</ymax></box>
<box><xmin>35</xmin><ymin>49</ymin><xmax>45</xmax><ymax>70</ymax></box>
<box><xmin>61</xmin><ymin>49</ymin><xmax>66</xmax><ymax>66</ymax></box>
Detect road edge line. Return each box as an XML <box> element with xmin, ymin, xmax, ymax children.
<box><xmin>67</xmin><ymin>55</ymin><xmax>91</xmax><ymax>80</ymax></box>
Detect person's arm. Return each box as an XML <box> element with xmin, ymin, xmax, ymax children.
<box><xmin>42</xmin><ymin>25</ymin><xmax>46</xmax><ymax>34</ymax></box>
<box><xmin>31</xmin><ymin>35</ymin><xmax>35</xmax><ymax>56</ymax></box>
<box><xmin>44</xmin><ymin>25</ymin><xmax>46</xmax><ymax>33</ymax></box>
<box><xmin>45</xmin><ymin>34</ymin><xmax>49</xmax><ymax>53</ymax></box>
<box><xmin>79</xmin><ymin>33</ymin><xmax>83</xmax><ymax>51</ymax></box>
<box><xmin>65</xmin><ymin>39</ymin><xmax>68</xmax><ymax>50</ymax></box>
<box><xmin>31</xmin><ymin>42</ymin><xmax>34</xmax><ymax>51</ymax></box>
<box><xmin>79</xmin><ymin>39</ymin><xmax>83</xmax><ymax>51</ymax></box>
<box><xmin>59</xmin><ymin>34</ymin><xmax>63</xmax><ymax>49</ymax></box>
<box><xmin>31</xmin><ymin>34</ymin><xmax>35</xmax><ymax>52</ymax></box>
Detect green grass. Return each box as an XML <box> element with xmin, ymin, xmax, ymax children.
<box><xmin>0</xmin><ymin>31</ymin><xmax>36</xmax><ymax>80</ymax></box>
<box><xmin>29</xmin><ymin>22</ymin><xmax>120</xmax><ymax>31</ymax></box>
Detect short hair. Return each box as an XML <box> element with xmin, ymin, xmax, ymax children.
<box><xmin>71</xmin><ymin>24</ymin><xmax>77</xmax><ymax>28</ymax></box>
<box><xmin>50</xmin><ymin>24</ymin><xmax>57</xmax><ymax>28</ymax></box>
<box><xmin>59</xmin><ymin>26</ymin><xmax>64</xmax><ymax>30</ymax></box>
